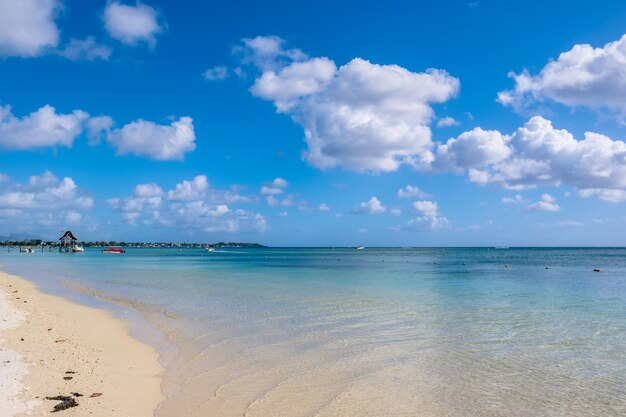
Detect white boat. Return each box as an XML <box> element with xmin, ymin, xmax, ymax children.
<box><xmin>19</xmin><ymin>247</ymin><xmax>34</xmax><ymax>253</ymax></box>
<box><xmin>72</xmin><ymin>245</ymin><xmax>84</xmax><ymax>253</ymax></box>
<box><xmin>356</xmin><ymin>246</ymin><xmax>365</xmax><ymax>250</ymax></box>
<box><xmin>206</xmin><ymin>246</ymin><xmax>216</xmax><ymax>252</ymax></box>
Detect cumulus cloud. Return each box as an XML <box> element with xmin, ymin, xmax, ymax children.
<box><xmin>0</xmin><ymin>0</ymin><xmax>61</xmax><ymax>57</ymax></box>
<box><xmin>242</xmin><ymin>35</ymin><xmax>460</xmax><ymax>172</ymax></box>
<box><xmin>260</xmin><ymin>186</ymin><xmax>283</xmax><ymax>195</ymax></box>
<box><xmin>250</xmin><ymin>57</ymin><xmax>337</xmax><ymax>112</ymax></box>
<box><xmin>167</xmin><ymin>175</ymin><xmax>208</xmax><ymax>200</ymax></box>
<box><xmin>103</xmin><ymin>1</ymin><xmax>163</xmax><ymax>47</ymax></box>
<box><xmin>235</xmin><ymin>35</ymin><xmax>307</xmax><ymax>71</ymax></box>
<box><xmin>407</xmin><ymin>199</ymin><xmax>450</xmax><ymax>229</ymax></box>
<box><xmin>526</xmin><ymin>194</ymin><xmax>560</xmax><ymax>212</ymax></box>
<box><xmin>502</xmin><ymin>194</ymin><xmax>525</xmax><ymax>204</ymax></box>
<box><xmin>437</xmin><ymin>116</ymin><xmax>459</xmax><ymax>127</ymax></box>
<box><xmin>0</xmin><ymin>1</ymin><xmax>112</xmax><ymax>61</ymax></box>
<box><xmin>271</xmin><ymin>178</ymin><xmax>288</xmax><ymax>188</ymax></box>
<box><xmin>577</xmin><ymin>188</ymin><xmax>626</xmax><ymax>203</ymax></box>
<box><xmin>352</xmin><ymin>197</ymin><xmax>386</xmax><ymax>214</ymax></box>
<box><xmin>397</xmin><ymin>185</ymin><xmax>429</xmax><ymax>199</ymax></box>
<box><xmin>498</xmin><ymin>34</ymin><xmax>626</xmax><ymax>116</ymax></box>
<box><xmin>0</xmin><ymin>104</ymin><xmax>88</xmax><ymax>150</ymax></box>
<box><xmin>412</xmin><ymin>200</ymin><xmax>439</xmax><ymax>216</ymax></box>
<box><xmin>58</xmin><ymin>37</ymin><xmax>112</xmax><ymax>61</ymax></box>
<box><xmin>434</xmin><ymin>127</ymin><xmax>511</xmax><ymax>172</ymax></box>
<box><xmin>265</xmin><ymin>195</ymin><xmax>292</xmax><ymax>207</ymax></box>
<box><xmin>134</xmin><ymin>182</ymin><xmax>163</xmax><ymax>198</ymax></box>
<box><xmin>0</xmin><ymin>171</ymin><xmax>93</xmax><ymax>230</ymax></box>
<box><xmin>447</xmin><ymin>116</ymin><xmax>626</xmax><ymax>201</ymax></box>
<box><xmin>203</xmin><ymin>65</ymin><xmax>229</xmax><ymax>80</ymax></box>
<box><xmin>109</xmin><ymin>175</ymin><xmax>266</xmax><ymax>233</ymax></box>
<box><xmin>259</xmin><ymin>177</ymin><xmax>289</xmax><ymax>195</ymax></box>
<box><xmin>86</xmin><ymin>115</ymin><xmax>114</xmax><ymax>145</ymax></box>
<box><xmin>407</xmin><ymin>215</ymin><xmax>450</xmax><ymax>230</ymax></box>
<box><xmin>107</xmin><ymin>116</ymin><xmax>196</xmax><ymax>160</ymax></box>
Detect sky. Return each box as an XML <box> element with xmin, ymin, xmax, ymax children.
<box><xmin>1</xmin><ymin>0</ymin><xmax>626</xmax><ymax>246</ymax></box>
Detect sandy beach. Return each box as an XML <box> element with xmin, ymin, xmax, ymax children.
<box><xmin>0</xmin><ymin>271</ymin><xmax>164</xmax><ymax>417</ymax></box>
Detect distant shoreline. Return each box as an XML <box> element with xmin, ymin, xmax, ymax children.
<box><xmin>3</xmin><ymin>244</ymin><xmax>626</xmax><ymax>249</ymax></box>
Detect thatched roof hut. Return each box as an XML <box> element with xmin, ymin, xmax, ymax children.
<box><xmin>59</xmin><ymin>231</ymin><xmax>78</xmax><ymax>241</ymax></box>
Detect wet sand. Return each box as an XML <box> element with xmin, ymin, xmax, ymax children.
<box><xmin>0</xmin><ymin>271</ymin><xmax>164</xmax><ymax>416</ymax></box>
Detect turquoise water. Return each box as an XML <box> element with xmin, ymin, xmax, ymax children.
<box><xmin>1</xmin><ymin>247</ymin><xmax>626</xmax><ymax>416</ymax></box>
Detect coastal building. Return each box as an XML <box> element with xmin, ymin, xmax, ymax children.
<box><xmin>59</xmin><ymin>231</ymin><xmax>84</xmax><ymax>253</ymax></box>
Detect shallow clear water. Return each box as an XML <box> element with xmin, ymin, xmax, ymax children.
<box><xmin>1</xmin><ymin>247</ymin><xmax>626</xmax><ymax>416</ymax></box>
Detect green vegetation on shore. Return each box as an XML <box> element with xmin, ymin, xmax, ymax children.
<box><xmin>0</xmin><ymin>240</ymin><xmax>266</xmax><ymax>248</ymax></box>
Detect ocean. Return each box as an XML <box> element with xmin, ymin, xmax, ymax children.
<box><xmin>1</xmin><ymin>247</ymin><xmax>625</xmax><ymax>416</ymax></box>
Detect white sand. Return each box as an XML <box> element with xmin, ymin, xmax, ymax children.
<box><xmin>0</xmin><ymin>281</ymin><xmax>38</xmax><ymax>416</ymax></box>
<box><xmin>0</xmin><ymin>271</ymin><xmax>164</xmax><ymax>416</ymax></box>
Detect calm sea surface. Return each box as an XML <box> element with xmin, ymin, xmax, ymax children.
<box><xmin>1</xmin><ymin>247</ymin><xmax>625</xmax><ymax>416</ymax></box>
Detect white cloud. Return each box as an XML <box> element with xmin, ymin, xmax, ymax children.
<box><xmin>103</xmin><ymin>1</ymin><xmax>163</xmax><ymax>47</ymax></box>
<box><xmin>244</xmin><ymin>36</ymin><xmax>459</xmax><ymax>172</ymax></box>
<box><xmin>455</xmin><ymin>117</ymin><xmax>626</xmax><ymax>201</ymax></box>
<box><xmin>390</xmin><ymin>208</ymin><xmax>402</xmax><ymax>216</ymax></box>
<box><xmin>203</xmin><ymin>66</ymin><xmax>228</xmax><ymax>81</ymax></box>
<box><xmin>235</xmin><ymin>35</ymin><xmax>307</xmax><ymax>71</ymax></box>
<box><xmin>318</xmin><ymin>203</ymin><xmax>331</xmax><ymax>211</ymax></box>
<box><xmin>352</xmin><ymin>196</ymin><xmax>386</xmax><ymax>214</ymax></box>
<box><xmin>397</xmin><ymin>185</ymin><xmax>429</xmax><ymax>199</ymax></box>
<box><xmin>109</xmin><ymin>175</ymin><xmax>266</xmax><ymax>233</ymax></box>
<box><xmin>405</xmin><ymin>200</ymin><xmax>450</xmax><ymax>230</ymax></box>
<box><xmin>501</xmin><ymin>194</ymin><xmax>525</xmax><ymax>204</ymax></box>
<box><xmin>434</xmin><ymin>127</ymin><xmax>511</xmax><ymax>172</ymax></box>
<box><xmin>407</xmin><ymin>215</ymin><xmax>450</xmax><ymax>230</ymax></box>
<box><xmin>279</xmin><ymin>211</ymin><xmax>288</xmax><ymax>217</ymax></box>
<box><xmin>577</xmin><ymin>188</ymin><xmax>626</xmax><ymax>203</ymax></box>
<box><xmin>526</xmin><ymin>194</ymin><xmax>560</xmax><ymax>212</ymax></box>
<box><xmin>86</xmin><ymin>115</ymin><xmax>114</xmax><ymax>145</ymax></box>
<box><xmin>134</xmin><ymin>182</ymin><xmax>163</xmax><ymax>198</ymax></box>
<box><xmin>412</xmin><ymin>200</ymin><xmax>439</xmax><ymax>216</ymax></box>
<box><xmin>58</xmin><ymin>37</ymin><xmax>112</xmax><ymax>61</ymax></box>
<box><xmin>436</xmin><ymin>116</ymin><xmax>459</xmax><ymax>127</ymax></box>
<box><xmin>498</xmin><ymin>34</ymin><xmax>626</xmax><ymax>116</ymax></box>
<box><xmin>251</xmin><ymin>57</ymin><xmax>337</xmax><ymax>112</ymax></box>
<box><xmin>65</xmin><ymin>210</ymin><xmax>82</xmax><ymax>224</ymax></box>
<box><xmin>271</xmin><ymin>178</ymin><xmax>288</xmax><ymax>188</ymax></box>
<box><xmin>0</xmin><ymin>0</ymin><xmax>60</xmax><ymax>57</ymax></box>
<box><xmin>107</xmin><ymin>116</ymin><xmax>196</xmax><ymax>160</ymax></box>
<box><xmin>167</xmin><ymin>175</ymin><xmax>208</xmax><ymax>201</ymax></box>
<box><xmin>265</xmin><ymin>194</ymin><xmax>293</xmax><ymax>208</ymax></box>
<box><xmin>0</xmin><ymin>171</ymin><xmax>93</xmax><ymax>230</ymax></box>
<box><xmin>0</xmin><ymin>104</ymin><xmax>88</xmax><ymax>150</ymax></box>
<box><xmin>260</xmin><ymin>186</ymin><xmax>283</xmax><ymax>195</ymax></box>
<box><xmin>259</xmin><ymin>178</ymin><xmax>288</xmax><ymax>195</ymax></box>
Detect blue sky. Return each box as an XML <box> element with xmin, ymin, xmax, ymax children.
<box><xmin>1</xmin><ymin>0</ymin><xmax>626</xmax><ymax>246</ymax></box>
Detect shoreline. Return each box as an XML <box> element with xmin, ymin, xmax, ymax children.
<box><xmin>0</xmin><ymin>271</ymin><xmax>164</xmax><ymax>416</ymax></box>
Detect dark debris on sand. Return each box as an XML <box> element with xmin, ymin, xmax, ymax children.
<box><xmin>45</xmin><ymin>395</ymin><xmax>79</xmax><ymax>412</ymax></box>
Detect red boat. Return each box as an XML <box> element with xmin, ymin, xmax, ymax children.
<box><xmin>102</xmin><ymin>247</ymin><xmax>126</xmax><ymax>254</ymax></box>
